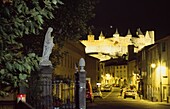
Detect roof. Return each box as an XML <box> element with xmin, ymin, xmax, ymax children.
<box><xmin>102</xmin><ymin>58</ymin><xmax>127</xmax><ymax>66</ymax></box>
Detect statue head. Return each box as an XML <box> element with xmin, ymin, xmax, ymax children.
<box><xmin>48</xmin><ymin>27</ymin><xmax>53</xmax><ymax>32</ymax></box>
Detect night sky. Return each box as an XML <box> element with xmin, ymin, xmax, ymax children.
<box><xmin>88</xmin><ymin>0</ymin><xmax>170</xmax><ymax>40</ymax></box>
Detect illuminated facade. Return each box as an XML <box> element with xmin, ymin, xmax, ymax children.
<box><xmin>80</xmin><ymin>29</ymin><xmax>155</xmax><ymax>61</ymax></box>
<box><xmin>138</xmin><ymin>35</ymin><xmax>170</xmax><ymax>102</ymax></box>
<box><xmin>127</xmin><ymin>59</ymin><xmax>139</xmax><ymax>88</ymax></box>
<box><xmin>114</xmin><ymin>64</ymin><xmax>128</xmax><ymax>87</ymax></box>
<box><xmin>101</xmin><ymin>58</ymin><xmax>128</xmax><ymax>87</ymax></box>
<box><xmin>146</xmin><ymin>36</ymin><xmax>170</xmax><ymax>102</ymax></box>
<box><xmin>111</xmin><ymin>64</ymin><xmax>128</xmax><ymax>86</ymax></box>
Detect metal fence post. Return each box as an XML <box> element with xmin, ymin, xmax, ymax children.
<box><xmin>75</xmin><ymin>72</ymin><xmax>80</xmax><ymax>109</ymax></box>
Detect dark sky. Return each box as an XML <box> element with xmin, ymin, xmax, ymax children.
<box><xmin>89</xmin><ymin>0</ymin><xmax>170</xmax><ymax>40</ymax></box>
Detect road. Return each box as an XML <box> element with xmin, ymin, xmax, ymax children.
<box><xmin>87</xmin><ymin>87</ymin><xmax>170</xmax><ymax>109</ymax></box>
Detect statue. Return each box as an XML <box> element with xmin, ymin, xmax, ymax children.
<box><xmin>39</xmin><ymin>27</ymin><xmax>54</xmax><ymax>66</ymax></box>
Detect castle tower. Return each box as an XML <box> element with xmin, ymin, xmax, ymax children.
<box><xmin>145</xmin><ymin>31</ymin><xmax>155</xmax><ymax>44</ymax></box>
<box><xmin>113</xmin><ymin>28</ymin><xmax>120</xmax><ymax>38</ymax></box>
<box><xmin>99</xmin><ymin>31</ymin><xmax>105</xmax><ymax>40</ymax></box>
<box><xmin>87</xmin><ymin>31</ymin><xmax>95</xmax><ymax>41</ymax></box>
<box><xmin>126</xmin><ymin>29</ymin><xmax>132</xmax><ymax>38</ymax></box>
<box><xmin>148</xmin><ymin>31</ymin><xmax>155</xmax><ymax>44</ymax></box>
<box><xmin>126</xmin><ymin>29</ymin><xmax>132</xmax><ymax>45</ymax></box>
<box><xmin>136</xmin><ymin>28</ymin><xmax>144</xmax><ymax>38</ymax></box>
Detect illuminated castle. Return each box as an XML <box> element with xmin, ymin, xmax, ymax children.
<box><xmin>80</xmin><ymin>28</ymin><xmax>155</xmax><ymax>61</ymax></box>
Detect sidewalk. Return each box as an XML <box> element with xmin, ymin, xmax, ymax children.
<box><xmin>140</xmin><ymin>98</ymin><xmax>170</xmax><ymax>106</ymax></box>
<box><xmin>118</xmin><ymin>94</ymin><xmax>170</xmax><ymax>106</ymax></box>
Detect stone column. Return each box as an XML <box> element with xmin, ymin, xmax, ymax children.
<box><xmin>39</xmin><ymin>65</ymin><xmax>53</xmax><ymax>109</ymax></box>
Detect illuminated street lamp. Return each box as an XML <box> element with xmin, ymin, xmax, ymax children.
<box><xmin>106</xmin><ymin>74</ymin><xmax>111</xmax><ymax>79</ymax></box>
<box><xmin>151</xmin><ymin>63</ymin><xmax>156</xmax><ymax>68</ymax></box>
<box><xmin>106</xmin><ymin>74</ymin><xmax>111</xmax><ymax>84</ymax></box>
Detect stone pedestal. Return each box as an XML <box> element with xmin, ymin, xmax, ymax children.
<box><xmin>39</xmin><ymin>65</ymin><xmax>53</xmax><ymax>109</ymax></box>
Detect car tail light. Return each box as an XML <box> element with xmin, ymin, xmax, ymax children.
<box><xmin>87</xmin><ymin>91</ymin><xmax>92</xmax><ymax>96</ymax></box>
<box><xmin>90</xmin><ymin>92</ymin><xmax>92</xmax><ymax>96</ymax></box>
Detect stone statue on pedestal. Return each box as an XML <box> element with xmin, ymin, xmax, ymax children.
<box><xmin>39</xmin><ymin>27</ymin><xmax>54</xmax><ymax>66</ymax></box>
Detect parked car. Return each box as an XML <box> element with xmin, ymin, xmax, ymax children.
<box><xmin>101</xmin><ymin>84</ymin><xmax>112</xmax><ymax>92</ymax></box>
<box><xmin>86</xmin><ymin>80</ymin><xmax>94</xmax><ymax>103</ymax></box>
<box><xmin>93</xmin><ymin>89</ymin><xmax>103</xmax><ymax>98</ymax></box>
<box><xmin>124</xmin><ymin>90</ymin><xmax>137</xmax><ymax>99</ymax></box>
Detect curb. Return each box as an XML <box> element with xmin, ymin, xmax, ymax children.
<box><xmin>140</xmin><ymin>99</ymin><xmax>170</xmax><ymax>106</ymax></box>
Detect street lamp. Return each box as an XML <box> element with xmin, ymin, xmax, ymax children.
<box><xmin>106</xmin><ymin>74</ymin><xmax>111</xmax><ymax>84</ymax></box>
<box><xmin>151</xmin><ymin>63</ymin><xmax>156</xmax><ymax>68</ymax></box>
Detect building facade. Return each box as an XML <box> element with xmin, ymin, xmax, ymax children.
<box><xmin>138</xmin><ymin>35</ymin><xmax>170</xmax><ymax>102</ymax></box>
<box><xmin>53</xmin><ymin>41</ymin><xmax>86</xmax><ymax>102</ymax></box>
<box><xmin>101</xmin><ymin>58</ymin><xmax>128</xmax><ymax>87</ymax></box>
<box><xmin>53</xmin><ymin>41</ymin><xmax>101</xmax><ymax>100</ymax></box>
<box><xmin>147</xmin><ymin>36</ymin><xmax>170</xmax><ymax>102</ymax></box>
<box><xmin>54</xmin><ymin>41</ymin><xmax>86</xmax><ymax>79</ymax></box>
<box><xmin>114</xmin><ymin>64</ymin><xmax>128</xmax><ymax>87</ymax></box>
<box><xmin>85</xmin><ymin>55</ymin><xmax>100</xmax><ymax>89</ymax></box>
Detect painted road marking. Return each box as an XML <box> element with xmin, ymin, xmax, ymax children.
<box><xmin>103</xmin><ymin>90</ymin><xmax>113</xmax><ymax>99</ymax></box>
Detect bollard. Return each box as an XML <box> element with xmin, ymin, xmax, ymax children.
<box><xmin>78</xmin><ymin>58</ymin><xmax>86</xmax><ymax>109</ymax></box>
<box><xmin>75</xmin><ymin>58</ymin><xmax>86</xmax><ymax>109</ymax></box>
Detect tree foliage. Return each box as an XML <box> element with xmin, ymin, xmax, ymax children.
<box><xmin>0</xmin><ymin>0</ymin><xmax>62</xmax><ymax>96</ymax></box>
<box><xmin>46</xmin><ymin>0</ymin><xmax>98</xmax><ymax>66</ymax></box>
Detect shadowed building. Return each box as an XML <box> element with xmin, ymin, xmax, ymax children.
<box><xmin>85</xmin><ymin>55</ymin><xmax>100</xmax><ymax>89</ymax></box>
<box><xmin>100</xmin><ymin>58</ymin><xmax>128</xmax><ymax>87</ymax></box>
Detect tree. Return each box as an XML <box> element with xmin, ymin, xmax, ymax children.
<box><xmin>0</xmin><ymin>0</ymin><xmax>63</xmax><ymax>96</ymax></box>
<box><xmin>45</xmin><ymin>0</ymin><xmax>98</xmax><ymax>66</ymax></box>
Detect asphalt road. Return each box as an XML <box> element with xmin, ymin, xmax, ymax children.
<box><xmin>87</xmin><ymin>87</ymin><xmax>170</xmax><ymax>109</ymax></box>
